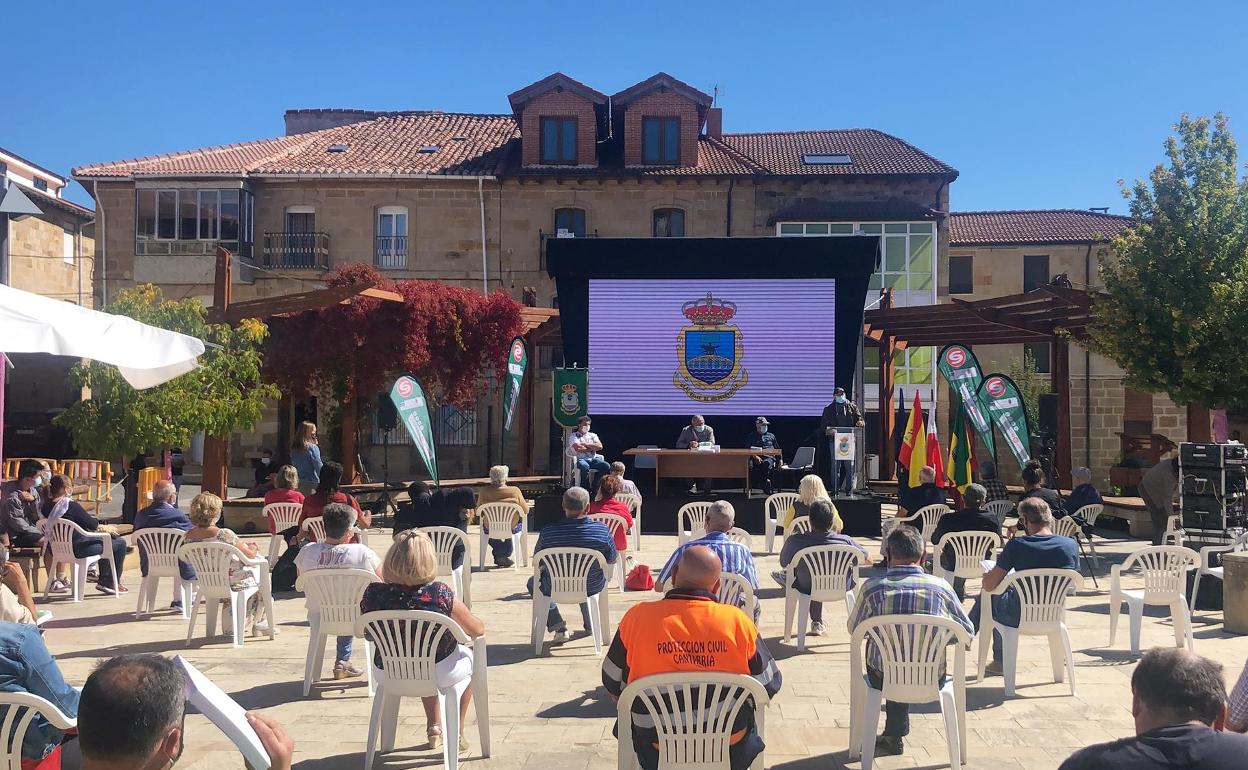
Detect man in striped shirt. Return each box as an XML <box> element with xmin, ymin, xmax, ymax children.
<box><xmin>655</xmin><ymin>501</ymin><xmax>758</xmax><ymax>609</ymax></box>
<box><xmin>528</xmin><ymin>486</ymin><xmax>617</xmax><ymax>644</ymax></box>
<box><xmin>848</xmin><ymin>525</ymin><xmax>973</xmax><ymax>757</ymax></box>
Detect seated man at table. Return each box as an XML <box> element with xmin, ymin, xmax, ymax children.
<box><xmin>746</xmin><ymin>417</ymin><xmax>779</xmax><ymax>495</ymax></box>
<box><xmin>971</xmin><ymin>496</ymin><xmax>1078</xmax><ymax>675</ymax></box>
<box><xmin>603</xmin><ymin>545</ymin><xmax>782</xmax><ymax>770</ymax></box>
<box><xmin>676</xmin><ymin>415</ymin><xmax>717</xmax><ymax>492</ymax></box>
<box><xmin>655</xmin><ymin>500</ymin><xmax>758</xmax><ymax>617</ymax></box>
<box><xmin>528</xmin><ymin>487</ymin><xmax>616</xmax><ymax>644</ymax></box>
<box><xmin>930</xmin><ymin>483</ymin><xmax>1000</xmax><ymax>599</ymax></box>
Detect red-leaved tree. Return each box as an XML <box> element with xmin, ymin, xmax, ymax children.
<box><xmin>263</xmin><ymin>263</ymin><xmax>524</xmax><ymax>478</ymax></box>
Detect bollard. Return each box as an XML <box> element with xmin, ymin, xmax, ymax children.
<box><xmin>1223</xmin><ymin>551</ymin><xmax>1248</xmax><ymax>635</ymax></box>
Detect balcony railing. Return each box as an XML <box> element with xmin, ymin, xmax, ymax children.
<box><xmin>375</xmin><ymin>235</ymin><xmax>407</xmax><ymax>269</ymax></box>
<box><xmin>261</xmin><ymin>232</ymin><xmax>330</xmax><ymax>270</ymax></box>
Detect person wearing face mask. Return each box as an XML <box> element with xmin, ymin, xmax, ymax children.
<box><xmin>567</xmin><ymin>416</ymin><xmax>609</xmax><ymax>489</ymax></box>
<box><xmin>819</xmin><ymin>386</ymin><xmax>865</xmax><ymax>495</ymax></box>
<box><xmin>746</xmin><ymin>417</ymin><xmax>779</xmax><ymax>495</ymax></box>
<box><xmin>676</xmin><ymin>415</ymin><xmax>717</xmax><ymax>492</ymax></box>
<box><xmin>1</xmin><ymin>460</ymin><xmax>47</xmax><ymax>551</ymax></box>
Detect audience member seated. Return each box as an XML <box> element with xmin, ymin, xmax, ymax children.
<box><xmin>971</xmin><ymin>496</ymin><xmax>1078</xmax><ymax>675</ymax></box>
<box><xmin>296</xmin><ymin>502</ymin><xmax>381</xmax><ymax>682</ymax></box>
<box><xmin>930</xmin><ymin>483</ymin><xmax>1000</xmax><ymax>599</ymax></box>
<box><xmin>783</xmin><ymin>474</ymin><xmax>843</xmax><ymax>532</ymax></box>
<box><xmin>979</xmin><ymin>460</ymin><xmax>1010</xmax><ymax>504</ymax></box>
<box><xmin>568</xmin><ymin>416</ymin><xmax>610</xmax><ymax>488</ymax></box>
<box><xmin>249</xmin><ymin>449</ymin><xmax>276</xmax><ymax>493</ymax></box>
<box><xmin>394</xmin><ymin>480</ymin><xmax>476</xmax><ymax>570</ymax></box>
<box><xmin>775</xmin><ymin>499</ymin><xmax>866</xmax><ymax>636</ymax></box>
<box><xmin>0</xmin><ymin>562</ymin><xmax>40</xmax><ymax>625</ymax></box>
<box><xmin>848</xmin><ymin>526</ymin><xmax>974</xmax><ymax>757</ymax></box>
<box><xmin>1059</xmin><ymin>647</ymin><xmax>1248</xmax><ymax>769</ymax></box>
<box><xmin>587</xmin><ymin>475</ymin><xmax>634</xmax><ymax>554</ymax></box>
<box><xmin>1230</xmin><ymin>653</ymin><xmax>1248</xmax><ymax>733</ymax></box>
<box><xmin>528</xmin><ymin>487</ymin><xmax>617</xmax><ymax>644</ymax></box>
<box><xmin>746</xmin><ymin>416</ymin><xmax>779</xmax><ymax>495</ymax></box>
<box><xmin>1064</xmin><ymin>466</ymin><xmax>1104</xmax><ymax>519</ymax></box>
<box><xmin>899</xmin><ymin>465</ymin><xmax>945</xmax><ymax>515</ymax></box>
<box><xmin>77</xmin><ymin>653</ymin><xmax>293</xmax><ymax>770</ymax></box>
<box><xmin>184</xmin><ymin>492</ymin><xmax>272</xmax><ymax>636</ymax></box>
<box><xmin>0</xmin><ymin>620</ymin><xmax>79</xmax><ymax>765</ymax></box>
<box><xmin>475</xmin><ymin>466</ymin><xmax>524</xmax><ymax>567</ymax></box>
<box><xmin>134</xmin><ymin>480</ymin><xmax>195</xmax><ymax>609</ymax></box>
<box><xmin>602</xmin><ymin>545</ymin><xmax>782</xmax><ymax>770</ymax></box>
<box><xmin>41</xmin><ymin>473</ymin><xmax>129</xmax><ymax>596</ymax></box>
<box><xmin>1021</xmin><ymin>459</ymin><xmax>1067</xmax><ymax>517</ymax></box>
<box><xmin>263</xmin><ymin>464</ymin><xmax>305</xmax><ymax>543</ymax></box>
<box><xmin>299</xmin><ymin>462</ymin><xmax>369</xmax><ymax>544</ymax></box>
<box><xmin>1</xmin><ymin>460</ymin><xmax>46</xmax><ymax>551</ymax></box>
<box><xmin>360</xmin><ymin>530</ymin><xmax>485</xmax><ymax>754</ymax></box>
<box><xmin>606</xmin><ymin>461</ymin><xmax>641</xmax><ymax>500</ymax></box>
<box><xmin>655</xmin><ymin>500</ymin><xmax>759</xmax><ymax>617</ymax></box>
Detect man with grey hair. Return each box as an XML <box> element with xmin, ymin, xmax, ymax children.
<box><xmin>931</xmin><ymin>483</ymin><xmax>1001</xmax><ymax>599</ymax></box>
<box><xmin>607</xmin><ymin>461</ymin><xmax>641</xmax><ymax>499</ymax></box>
<box><xmin>677</xmin><ymin>415</ymin><xmax>716</xmax><ymax>492</ymax></box>
<box><xmin>134</xmin><ymin>478</ymin><xmax>195</xmax><ymax>608</ymax></box>
<box><xmin>971</xmin><ymin>496</ymin><xmax>1078</xmax><ymax>674</ymax></box>
<box><xmin>900</xmin><ymin>465</ymin><xmax>946</xmax><ymax>515</ymax></box>
<box><xmin>1064</xmin><ymin>466</ymin><xmax>1104</xmax><ymax>520</ymax></box>
<box><xmin>849</xmin><ymin>525</ymin><xmax>973</xmax><ymax>756</ymax></box>
<box><xmin>655</xmin><ymin>500</ymin><xmax>758</xmax><ymax>612</ymax></box>
<box><xmin>528</xmin><ymin>486</ymin><xmax>617</xmax><ymax>644</ymax></box>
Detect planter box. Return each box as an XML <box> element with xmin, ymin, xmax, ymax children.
<box><xmin>1110</xmin><ymin>466</ymin><xmax>1143</xmax><ymax>497</ymax></box>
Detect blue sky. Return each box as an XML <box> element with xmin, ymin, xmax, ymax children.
<box><xmin>8</xmin><ymin>1</ymin><xmax>1246</xmax><ymax>212</ymax></box>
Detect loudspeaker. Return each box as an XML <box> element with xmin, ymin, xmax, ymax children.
<box><xmin>377</xmin><ymin>395</ymin><xmax>398</xmax><ymax>432</ymax></box>
<box><xmin>1037</xmin><ymin>393</ymin><xmax>1058</xmax><ymax>435</ymax></box>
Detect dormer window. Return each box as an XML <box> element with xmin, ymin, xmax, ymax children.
<box><xmin>642</xmin><ymin>117</ymin><xmax>680</xmax><ymax>164</ymax></box>
<box><xmin>540</xmin><ymin>117</ymin><xmax>578</xmax><ymax>164</ymax></box>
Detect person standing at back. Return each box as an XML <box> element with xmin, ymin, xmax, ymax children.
<box><xmin>1139</xmin><ymin>442</ymin><xmax>1180</xmax><ymax>546</ymax></box>
<box><xmin>819</xmin><ymin>386</ymin><xmax>864</xmax><ymax>495</ymax></box>
<box><xmin>289</xmin><ymin>421</ymin><xmax>323</xmax><ymax>496</ymax></box>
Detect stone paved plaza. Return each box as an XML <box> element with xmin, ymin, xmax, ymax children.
<box><xmin>39</xmin><ymin>498</ymin><xmax>1248</xmax><ymax>770</ymax></box>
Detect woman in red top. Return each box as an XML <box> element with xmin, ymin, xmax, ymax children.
<box><xmin>264</xmin><ymin>464</ymin><xmax>306</xmax><ymax>538</ymax></box>
<box><xmin>587</xmin><ymin>474</ymin><xmax>633</xmax><ymax>551</ymax></box>
<box><xmin>298</xmin><ymin>461</ymin><xmax>369</xmax><ymax>543</ymax></box>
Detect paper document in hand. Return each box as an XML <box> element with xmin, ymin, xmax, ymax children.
<box><xmin>175</xmin><ymin>655</ymin><xmax>271</xmax><ymax>770</ymax></box>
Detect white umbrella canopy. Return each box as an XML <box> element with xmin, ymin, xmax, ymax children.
<box><xmin>0</xmin><ymin>282</ymin><xmax>204</xmax><ymax>389</ymax></box>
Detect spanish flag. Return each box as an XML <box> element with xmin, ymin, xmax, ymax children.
<box><xmin>900</xmin><ymin>391</ymin><xmax>926</xmax><ymax>487</ymax></box>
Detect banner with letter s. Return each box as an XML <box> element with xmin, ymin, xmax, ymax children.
<box><xmin>389</xmin><ymin>375</ymin><xmax>438</xmax><ymax>485</ymax></box>
<box><xmin>502</xmin><ymin>337</ymin><xmax>527</xmax><ymax>435</ymax></box>
<box><xmin>976</xmin><ymin>373</ymin><xmax>1032</xmax><ymax>470</ymax></box>
<box><xmin>937</xmin><ymin>343</ymin><xmax>995</xmax><ymax>456</ymax></box>
<box><xmin>552</xmin><ymin>368</ymin><xmax>588</xmax><ymax>428</ymax></box>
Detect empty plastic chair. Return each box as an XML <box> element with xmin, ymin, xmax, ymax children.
<box><xmin>883</xmin><ymin>504</ymin><xmax>950</xmax><ymax>547</ymax></box>
<box><xmin>419</xmin><ymin>526</ymin><xmax>473</xmax><ymax>606</ymax></box>
<box><xmin>1109</xmin><ymin>545</ymin><xmax>1199</xmax><ymax>654</ymax></box>
<box><xmin>764</xmin><ymin>492</ymin><xmax>800</xmax><ymax>554</ymax></box>
<box><xmin>984</xmin><ymin>500</ymin><xmax>1015</xmax><ymax>531</ymax></box>
<box><xmin>678</xmin><ymin>501</ymin><xmax>714</xmax><ymax>546</ymax></box>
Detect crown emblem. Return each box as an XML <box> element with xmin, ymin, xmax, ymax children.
<box><xmin>561</xmin><ymin>383</ymin><xmax>578</xmax><ymax>393</ymax></box>
<box><xmin>682</xmin><ymin>292</ymin><xmax>737</xmax><ymax>325</ymax></box>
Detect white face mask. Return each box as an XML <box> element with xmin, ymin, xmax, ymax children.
<box><xmin>260</xmin><ymin>457</ymin><xmax>271</xmax><ymax>465</ymax></box>
<box><xmin>835</xmin><ymin>395</ymin><xmax>848</xmax><ymax>404</ymax></box>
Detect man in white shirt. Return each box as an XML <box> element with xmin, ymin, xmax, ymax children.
<box><xmin>294</xmin><ymin>502</ymin><xmax>381</xmax><ymax>681</ymax></box>
<box><xmin>568</xmin><ymin>415</ymin><xmax>609</xmax><ymax>487</ymax></box>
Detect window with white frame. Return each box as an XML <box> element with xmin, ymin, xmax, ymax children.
<box><xmin>376</xmin><ymin>206</ymin><xmax>408</xmax><ymax>269</ymax></box>
<box><xmin>433</xmin><ymin>404</ymin><xmax>477</xmax><ymax>446</ymax></box>
<box><xmin>62</xmin><ymin>228</ymin><xmax>74</xmax><ymax>265</ymax></box>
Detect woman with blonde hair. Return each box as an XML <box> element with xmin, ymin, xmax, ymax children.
<box><xmin>289</xmin><ymin>421</ymin><xmax>322</xmax><ymax>495</ymax></box>
<box><xmin>183</xmin><ymin>492</ymin><xmax>272</xmax><ymax>634</ymax></box>
<box><xmin>360</xmin><ymin>529</ymin><xmax>484</xmax><ymax>753</ymax></box>
<box><xmin>785</xmin><ymin>474</ymin><xmax>843</xmax><ymax>532</ymax></box>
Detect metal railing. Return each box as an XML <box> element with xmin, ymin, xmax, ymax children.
<box><xmin>261</xmin><ymin>232</ymin><xmax>330</xmax><ymax>269</ymax></box>
<box><xmin>375</xmin><ymin>235</ymin><xmax>407</xmax><ymax>269</ymax></box>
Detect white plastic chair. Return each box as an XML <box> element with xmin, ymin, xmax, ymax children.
<box><xmin>1072</xmin><ymin>503</ymin><xmax>1104</xmax><ymax>528</ymax></box>
<box><xmin>264</xmin><ymin>502</ymin><xmax>303</xmax><ymax>564</ymax></box>
<box><xmin>419</xmin><ymin>526</ymin><xmax>473</xmax><ymax>606</ymax></box>
<box><xmin>476</xmin><ymin>502</ymin><xmax>528</xmax><ymax>571</ymax></box>
<box><xmin>1162</xmin><ymin>515</ymin><xmax>1185</xmax><ymax>547</ymax></box>
<box><xmin>976</xmin><ymin>568</ymin><xmax>1084</xmax><ymax>697</ymax></box>
<box><xmin>784</xmin><ymin>516</ymin><xmax>812</xmax><ymax>538</ymax></box>
<box><xmin>178</xmin><ymin>541</ymin><xmax>275</xmax><ymax>649</ymax></box>
<box><xmin>985</xmin><ymin>500</ymin><xmax>1015</xmax><ymax>531</ymax></box>
<box><xmin>782</xmin><ymin>544</ymin><xmax>868</xmax><ymax>652</ymax></box>
<box><xmin>296</xmin><ymin>568</ymin><xmax>381</xmax><ymax>697</ymax></box>
<box><xmin>725</xmin><ymin>527</ymin><xmax>754</xmax><ymax>551</ymax></box>
<box><xmin>1190</xmin><ymin>531</ymin><xmax>1248</xmax><ymax>612</ymax></box>
<box><xmin>0</xmin><ymin>691</ymin><xmax>77</xmax><ymax>767</ymax></box>
<box><xmin>616</xmin><ymin>673</ymin><xmax>771</xmax><ymax>770</ymax></box>
<box><xmin>301</xmin><ymin>516</ymin><xmax>368</xmax><ymax>547</ymax></box>
<box><xmin>358</xmin><ymin>609</ymin><xmax>490</xmax><ymax>770</ymax></box>
<box><xmin>618</xmin><ymin>493</ymin><xmax>643</xmax><ymax>552</ymax></box>
<box><xmin>530</xmin><ymin>547</ymin><xmax>611</xmax><ymax>655</ymax></box>
<box><xmin>933</xmin><ymin>531</ymin><xmax>1002</xmax><ymax>588</ymax></box>
<box><xmin>1053</xmin><ymin>516</ymin><xmax>1100</xmax><ymax>569</ymax></box>
<box><xmin>43</xmin><ymin>518</ymin><xmax>119</xmax><ymax>602</ymax></box>
<box><xmin>588</xmin><ymin>512</ymin><xmax>632</xmax><ymax>593</ymax></box>
<box><xmin>678</xmin><ymin>502</ymin><xmax>714</xmax><ymax>546</ymax></box>
<box><xmin>883</xmin><ymin>503</ymin><xmax>950</xmax><ymax>547</ymax></box>
<box><xmin>1109</xmin><ymin>545</ymin><xmax>1198</xmax><ymax>654</ymax></box>
<box><xmin>717</xmin><ymin>572</ymin><xmax>758</xmax><ymax>619</ymax></box>
<box><xmin>848</xmin><ymin>615</ymin><xmax>971</xmax><ymax>770</ymax></box>
<box><xmin>764</xmin><ymin>492</ymin><xmax>800</xmax><ymax>554</ymax></box>
<box><xmin>133</xmin><ymin>527</ymin><xmax>191</xmax><ymax>619</ymax></box>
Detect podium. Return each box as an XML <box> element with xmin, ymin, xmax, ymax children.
<box><xmin>825</xmin><ymin>425</ymin><xmax>865</xmax><ymax>498</ymax></box>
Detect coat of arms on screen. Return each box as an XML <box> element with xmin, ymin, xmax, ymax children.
<box><xmin>674</xmin><ymin>292</ymin><xmax>747</xmax><ymax>402</ymax></box>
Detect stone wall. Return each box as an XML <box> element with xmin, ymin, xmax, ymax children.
<box><xmin>8</xmin><ymin>210</ymin><xmax>94</xmax><ymax>307</ymax></box>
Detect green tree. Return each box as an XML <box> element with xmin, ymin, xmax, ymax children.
<box><xmin>1006</xmin><ymin>350</ymin><xmax>1046</xmax><ymax>430</ymax></box>
<box><xmin>55</xmin><ymin>284</ymin><xmax>279</xmax><ymax>460</ymax></box>
<box><xmin>1092</xmin><ymin>113</ymin><xmax>1248</xmax><ymax>408</ymax></box>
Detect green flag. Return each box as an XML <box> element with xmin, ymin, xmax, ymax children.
<box><xmin>552</xmin><ymin>368</ymin><xmax>588</xmax><ymax>428</ymax></box>
<box><xmin>947</xmin><ymin>392</ymin><xmax>974</xmax><ymax>492</ymax></box>
<box><xmin>502</xmin><ymin>336</ymin><xmax>528</xmax><ymax>435</ymax></box>
<box><xmin>977</xmin><ymin>373</ymin><xmax>1032</xmax><ymax>471</ymax></box>
<box><xmin>389</xmin><ymin>375</ymin><xmax>438</xmax><ymax>485</ymax></box>
<box><xmin>937</xmin><ymin>343</ymin><xmax>995</xmax><ymax>456</ymax></box>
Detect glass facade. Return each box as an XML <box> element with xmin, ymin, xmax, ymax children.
<box><xmin>136</xmin><ymin>188</ymin><xmax>252</xmax><ymax>257</ymax></box>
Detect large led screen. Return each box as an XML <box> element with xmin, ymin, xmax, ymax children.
<box><xmin>587</xmin><ymin>279</ymin><xmax>836</xmax><ymax>416</ymax></box>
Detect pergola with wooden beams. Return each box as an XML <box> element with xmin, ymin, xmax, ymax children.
<box><xmin>863</xmin><ymin>285</ymin><xmax>1095</xmax><ymax>488</ymax></box>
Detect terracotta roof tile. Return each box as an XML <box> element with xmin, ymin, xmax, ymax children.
<box><xmin>949</xmin><ymin>209</ymin><xmax>1133</xmax><ymax>245</ymax></box>
<box><xmin>722</xmin><ymin>129</ymin><xmax>957</xmax><ymax>177</ymax></box>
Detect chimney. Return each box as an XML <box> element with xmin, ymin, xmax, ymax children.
<box><xmin>706</xmin><ymin>107</ymin><xmax>722</xmax><ymax>140</ymax></box>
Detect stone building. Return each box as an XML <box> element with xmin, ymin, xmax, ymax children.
<box><xmin>73</xmin><ymin>71</ymin><xmax>958</xmax><ymax>480</ymax></box>
<box><xmin>1</xmin><ymin>147</ymin><xmax>95</xmax><ymax>457</ymax></box>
